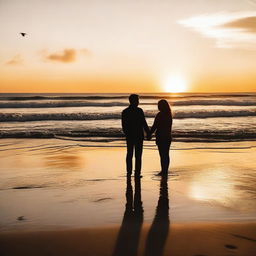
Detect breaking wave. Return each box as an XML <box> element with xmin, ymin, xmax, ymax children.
<box><xmin>1</xmin><ymin>109</ymin><xmax>256</xmax><ymax>122</ymax></box>
<box><xmin>1</xmin><ymin>99</ymin><xmax>256</xmax><ymax>108</ymax></box>
<box><xmin>0</xmin><ymin>128</ymin><xmax>255</xmax><ymax>141</ymax></box>
<box><xmin>0</xmin><ymin>93</ymin><xmax>254</xmax><ymax>101</ymax></box>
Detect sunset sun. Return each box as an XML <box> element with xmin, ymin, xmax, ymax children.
<box><xmin>163</xmin><ymin>74</ymin><xmax>187</xmax><ymax>93</ymax></box>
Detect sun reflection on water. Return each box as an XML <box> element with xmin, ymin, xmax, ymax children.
<box><xmin>189</xmin><ymin>167</ymin><xmax>235</xmax><ymax>207</ymax></box>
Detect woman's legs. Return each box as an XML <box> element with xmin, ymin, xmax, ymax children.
<box><xmin>157</xmin><ymin>141</ymin><xmax>171</xmax><ymax>174</ymax></box>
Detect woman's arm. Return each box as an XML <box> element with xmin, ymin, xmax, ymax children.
<box><xmin>150</xmin><ymin>113</ymin><xmax>159</xmax><ymax>135</ymax></box>
<box><xmin>170</xmin><ymin>112</ymin><xmax>173</xmax><ymax>131</ymax></box>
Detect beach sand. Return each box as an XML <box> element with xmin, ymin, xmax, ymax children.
<box><xmin>0</xmin><ymin>138</ymin><xmax>256</xmax><ymax>255</ymax></box>
<box><xmin>1</xmin><ymin>223</ymin><xmax>256</xmax><ymax>256</ymax></box>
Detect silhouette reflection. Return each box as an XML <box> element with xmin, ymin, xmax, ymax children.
<box><xmin>112</xmin><ymin>177</ymin><xmax>143</xmax><ymax>256</ymax></box>
<box><xmin>144</xmin><ymin>175</ymin><xmax>170</xmax><ymax>256</ymax></box>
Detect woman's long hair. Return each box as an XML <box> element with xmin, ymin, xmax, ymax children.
<box><xmin>158</xmin><ymin>99</ymin><xmax>172</xmax><ymax>117</ymax></box>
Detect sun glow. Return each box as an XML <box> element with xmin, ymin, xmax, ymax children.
<box><xmin>163</xmin><ymin>74</ymin><xmax>187</xmax><ymax>93</ymax></box>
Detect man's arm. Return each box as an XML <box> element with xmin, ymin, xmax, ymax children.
<box><xmin>121</xmin><ymin>111</ymin><xmax>128</xmax><ymax>135</ymax></box>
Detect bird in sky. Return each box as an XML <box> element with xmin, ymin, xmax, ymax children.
<box><xmin>20</xmin><ymin>33</ymin><xmax>27</xmax><ymax>37</ymax></box>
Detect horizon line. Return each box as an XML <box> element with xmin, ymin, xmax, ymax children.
<box><xmin>0</xmin><ymin>91</ymin><xmax>255</xmax><ymax>94</ymax></box>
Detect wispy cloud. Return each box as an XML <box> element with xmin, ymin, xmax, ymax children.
<box><xmin>223</xmin><ymin>16</ymin><xmax>256</xmax><ymax>33</ymax></box>
<box><xmin>178</xmin><ymin>12</ymin><xmax>256</xmax><ymax>50</ymax></box>
<box><xmin>46</xmin><ymin>48</ymin><xmax>76</xmax><ymax>63</ymax></box>
<box><xmin>6</xmin><ymin>55</ymin><xmax>24</xmax><ymax>65</ymax></box>
<box><xmin>44</xmin><ymin>48</ymin><xmax>92</xmax><ymax>63</ymax></box>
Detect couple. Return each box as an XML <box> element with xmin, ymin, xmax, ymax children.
<box><xmin>122</xmin><ymin>94</ymin><xmax>172</xmax><ymax>178</ymax></box>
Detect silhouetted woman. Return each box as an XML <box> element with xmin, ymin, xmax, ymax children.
<box><xmin>150</xmin><ymin>100</ymin><xmax>172</xmax><ymax>176</ymax></box>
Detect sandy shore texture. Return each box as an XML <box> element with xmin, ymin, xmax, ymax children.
<box><xmin>1</xmin><ymin>139</ymin><xmax>256</xmax><ymax>255</ymax></box>
<box><xmin>1</xmin><ymin>223</ymin><xmax>256</xmax><ymax>256</ymax></box>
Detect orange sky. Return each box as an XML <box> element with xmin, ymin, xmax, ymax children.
<box><xmin>1</xmin><ymin>0</ymin><xmax>256</xmax><ymax>93</ymax></box>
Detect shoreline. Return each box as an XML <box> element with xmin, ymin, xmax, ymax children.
<box><xmin>1</xmin><ymin>135</ymin><xmax>256</xmax><ymax>143</ymax></box>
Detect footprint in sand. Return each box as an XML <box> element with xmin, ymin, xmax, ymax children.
<box><xmin>13</xmin><ymin>185</ymin><xmax>44</xmax><ymax>189</ymax></box>
<box><xmin>17</xmin><ymin>216</ymin><xmax>26</xmax><ymax>221</ymax></box>
<box><xmin>225</xmin><ymin>244</ymin><xmax>237</xmax><ymax>249</ymax></box>
<box><xmin>93</xmin><ymin>197</ymin><xmax>113</xmax><ymax>202</ymax></box>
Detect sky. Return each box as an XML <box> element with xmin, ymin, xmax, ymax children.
<box><xmin>0</xmin><ymin>0</ymin><xmax>256</xmax><ymax>93</ymax></box>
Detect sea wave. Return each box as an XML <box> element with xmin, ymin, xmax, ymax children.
<box><xmin>1</xmin><ymin>109</ymin><xmax>256</xmax><ymax>122</ymax></box>
<box><xmin>0</xmin><ymin>93</ymin><xmax>254</xmax><ymax>101</ymax></box>
<box><xmin>0</xmin><ymin>95</ymin><xmax>127</xmax><ymax>101</ymax></box>
<box><xmin>1</xmin><ymin>99</ymin><xmax>256</xmax><ymax>108</ymax></box>
<box><xmin>0</xmin><ymin>101</ymin><xmax>128</xmax><ymax>108</ymax></box>
<box><xmin>0</xmin><ymin>129</ymin><xmax>255</xmax><ymax>141</ymax></box>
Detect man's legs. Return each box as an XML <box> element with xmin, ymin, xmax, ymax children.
<box><xmin>126</xmin><ymin>139</ymin><xmax>134</xmax><ymax>175</ymax></box>
<box><xmin>134</xmin><ymin>140</ymin><xmax>143</xmax><ymax>177</ymax></box>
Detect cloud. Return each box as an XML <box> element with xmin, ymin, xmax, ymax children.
<box><xmin>178</xmin><ymin>12</ymin><xmax>256</xmax><ymax>50</ymax></box>
<box><xmin>6</xmin><ymin>55</ymin><xmax>24</xmax><ymax>65</ymax></box>
<box><xmin>44</xmin><ymin>48</ymin><xmax>92</xmax><ymax>63</ymax></box>
<box><xmin>46</xmin><ymin>48</ymin><xmax>77</xmax><ymax>63</ymax></box>
<box><xmin>223</xmin><ymin>16</ymin><xmax>256</xmax><ymax>33</ymax></box>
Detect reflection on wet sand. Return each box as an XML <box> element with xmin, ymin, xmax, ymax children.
<box><xmin>44</xmin><ymin>153</ymin><xmax>84</xmax><ymax>169</ymax></box>
<box><xmin>144</xmin><ymin>175</ymin><xmax>170</xmax><ymax>256</ymax></box>
<box><xmin>112</xmin><ymin>177</ymin><xmax>143</xmax><ymax>256</ymax></box>
<box><xmin>190</xmin><ymin>167</ymin><xmax>233</xmax><ymax>205</ymax></box>
<box><xmin>189</xmin><ymin>166</ymin><xmax>256</xmax><ymax>210</ymax></box>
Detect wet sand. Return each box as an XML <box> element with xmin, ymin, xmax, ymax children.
<box><xmin>1</xmin><ymin>223</ymin><xmax>256</xmax><ymax>256</ymax></box>
<box><xmin>0</xmin><ymin>138</ymin><xmax>256</xmax><ymax>255</ymax></box>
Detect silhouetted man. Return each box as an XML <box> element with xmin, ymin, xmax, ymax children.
<box><xmin>122</xmin><ymin>94</ymin><xmax>150</xmax><ymax>177</ymax></box>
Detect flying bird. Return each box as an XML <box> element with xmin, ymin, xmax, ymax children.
<box><xmin>20</xmin><ymin>33</ymin><xmax>27</xmax><ymax>37</ymax></box>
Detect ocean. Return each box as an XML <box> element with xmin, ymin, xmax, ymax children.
<box><xmin>1</xmin><ymin>93</ymin><xmax>255</xmax><ymax>142</ymax></box>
